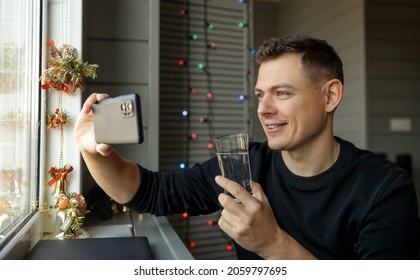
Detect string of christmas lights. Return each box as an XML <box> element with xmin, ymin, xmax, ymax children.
<box><xmin>202</xmin><ymin>0</ymin><xmax>215</xmax><ymax>153</ymax></box>
<box><xmin>174</xmin><ymin>0</ymin><xmax>253</xmax><ymax>256</ymax></box>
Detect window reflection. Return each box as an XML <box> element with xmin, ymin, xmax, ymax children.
<box><xmin>0</xmin><ymin>0</ymin><xmax>39</xmax><ymax>244</ymax></box>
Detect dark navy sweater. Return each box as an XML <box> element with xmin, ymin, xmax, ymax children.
<box><xmin>124</xmin><ymin>137</ymin><xmax>420</xmax><ymax>259</ymax></box>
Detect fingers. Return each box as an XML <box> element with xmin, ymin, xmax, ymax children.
<box><xmin>218</xmin><ymin>210</ymin><xmax>234</xmax><ymax>235</ymax></box>
<box><xmin>215</xmin><ymin>176</ymin><xmax>254</xmax><ymax>205</ymax></box>
<box><xmin>81</xmin><ymin>93</ymin><xmax>110</xmax><ymax>114</ymax></box>
<box><xmin>249</xmin><ymin>181</ymin><xmax>268</xmax><ymax>204</ymax></box>
<box><xmin>216</xmin><ymin>177</ymin><xmax>269</xmax><ymax>226</ymax></box>
<box><xmin>75</xmin><ymin>93</ymin><xmax>112</xmax><ymax>156</ymax></box>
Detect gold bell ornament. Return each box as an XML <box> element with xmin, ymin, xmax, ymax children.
<box><xmin>51</xmin><ymin>177</ymin><xmax>68</xmax><ymax>197</ymax></box>
<box><xmin>48</xmin><ymin>165</ymin><xmax>73</xmax><ymax>197</ymax></box>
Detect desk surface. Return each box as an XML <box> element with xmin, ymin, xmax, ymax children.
<box><xmin>81</xmin><ymin>212</ymin><xmax>194</xmax><ymax>260</ymax></box>
<box><xmin>29</xmin><ymin>211</ymin><xmax>194</xmax><ymax>260</ymax></box>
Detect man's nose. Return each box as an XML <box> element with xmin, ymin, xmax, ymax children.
<box><xmin>257</xmin><ymin>96</ymin><xmax>276</xmax><ymax>116</ymax></box>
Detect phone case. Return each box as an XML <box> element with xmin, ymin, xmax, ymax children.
<box><xmin>93</xmin><ymin>93</ymin><xmax>144</xmax><ymax>144</ymax></box>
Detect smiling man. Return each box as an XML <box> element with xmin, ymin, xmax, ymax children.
<box><xmin>254</xmin><ymin>50</ymin><xmax>341</xmax><ymax>177</ymax></box>
<box><xmin>74</xmin><ymin>35</ymin><xmax>420</xmax><ymax>259</ymax></box>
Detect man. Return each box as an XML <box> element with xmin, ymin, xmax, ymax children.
<box><xmin>74</xmin><ymin>35</ymin><xmax>420</xmax><ymax>259</ymax></box>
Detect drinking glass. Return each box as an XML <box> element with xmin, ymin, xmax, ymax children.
<box><xmin>213</xmin><ymin>133</ymin><xmax>253</xmax><ymax>202</ymax></box>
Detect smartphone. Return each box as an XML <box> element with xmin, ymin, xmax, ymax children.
<box><xmin>92</xmin><ymin>93</ymin><xmax>144</xmax><ymax>144</ymax></box>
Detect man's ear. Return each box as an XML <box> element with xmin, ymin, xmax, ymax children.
<box><xmin>323</xmin><ymin>79</ymin><xmax>343</xmax><ymax>113</ymax></box>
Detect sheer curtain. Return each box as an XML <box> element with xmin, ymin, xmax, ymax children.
<box><xmin>0</xmin><ymin>0</ymin><xmax>40</xmax><ymax>247</ymax></box>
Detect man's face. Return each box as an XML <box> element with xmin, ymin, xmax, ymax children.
<box><xmin>254</xmin><ymin>53</ymin><xmax>329</xmax><ymax>152</ymax></box>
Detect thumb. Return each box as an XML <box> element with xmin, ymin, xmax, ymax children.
<box><xmin>96</xmin><ymin>93</ymin><xmax>110</xmax><ymax>102</ymax></box>
<box><xmin>96</xmin><ymin>143</ymin><xmax>113</xmax><ymax>156</ymax></box>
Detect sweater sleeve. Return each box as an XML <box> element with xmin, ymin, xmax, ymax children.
<box><xmin>122</xmin><ymin>157</ymin><xmax>223</xmax><ymax>216</ymax></box>
<box><xmin>354</xmin><ymin>172</ymin><xmax>420</xmax><ymax>259</ymax></box>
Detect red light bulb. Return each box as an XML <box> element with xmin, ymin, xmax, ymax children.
<box><xmin>188</xmin><ymin>241</ymin><xmax>196</xmax><ymax>249</ymax></box>
<box><xmin>207</xmin><ymin>143</ymin><xmax>214</xmax><ymax>150</ymax></box>
<box><xmin>178</xmin><ymin>59</ymin><xmax>186</xmax><ymax>66</ymax></box>
<box><xmin>207</xmin><ymin>42</ymin><xmax>216</xmax><ymax>49</ymax></box>
<box><xmin>182</xmin><ymin>212</ymin><xmax>189</xmax><ymax>218</ymax></box>
<box><xmin>206</xmin><ymin>92</ymin><xmax>213</xmax><ymax>99</ymax></box>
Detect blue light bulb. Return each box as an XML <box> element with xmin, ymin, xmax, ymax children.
<box><xmin>238</xmin><ymin>94</ymin><xmax>246</xmax><ymax>101</ymax></box>
<box><xmin>181</xmin><ymin>109</ymin><xmax>189</xmax><ymax>117</ymax></box>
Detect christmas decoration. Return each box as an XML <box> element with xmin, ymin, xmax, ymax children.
<box><xmin>55</xmin><ymin>192</ymin><xmax>88</xmax><ymax>239</ymax></box>
<box><xmin>48</xmin><ymin>164</ymin><xmax>73</xmax><ymax>194</ymax></box>
<box><xmin>40</xmin><ymin>40</ymin><xmax>98</xmax><ymax>95</ymax></box>
<box><xmin>40</xmin><ymin>39</ymin><xmax>98</xmax><ymax>239</ymax></box>
<box><xmin>46</xmin><ymin>107</ymin><xmax>71</xmax><ymax>129</ymax></box>
<box><xmin>237</xmin><ymin>21</ymin><xmax>247</xmax><ymax>28</ymax></box>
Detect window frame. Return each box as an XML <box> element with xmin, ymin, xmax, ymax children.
<box><xmin>0</xmin><ymin>0</ymin><xmax>44</xmax><ymax>259</ymax></box>
<box><xmin>0</xmin><ymin>0</ymin><xmax>84</xmax><ymax>259</ymax></box>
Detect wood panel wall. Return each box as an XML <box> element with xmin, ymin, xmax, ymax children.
<box><xmin>366</xmin><ymin>0</ymin><xmax>420</xmax><ymax>212</ymax></box>
<box><xmin>83</xmin><ymin>0</ymin><xmax>159</xmax><ymax>172</ymax></box>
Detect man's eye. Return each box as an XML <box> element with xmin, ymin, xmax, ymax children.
<box><xmin>276</xmin><ymin>91</ymin><xmax>288</xmax><ymax>96</ymax></box>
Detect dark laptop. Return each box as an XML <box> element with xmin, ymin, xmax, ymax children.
<box><xmin>25</xmin><ymin>236</ymin><xmax>154</xmax><ymax>260</ymax></box>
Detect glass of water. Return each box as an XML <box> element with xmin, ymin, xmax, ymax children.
<box><xmin>213</xmin><ymin>133</ymin><xmax>253</xmax><ymax>202</ymax></box>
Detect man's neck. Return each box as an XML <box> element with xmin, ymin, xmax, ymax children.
<box><xmin>281</xmin><ymin>136</ymin><xmax>340</xmax><ymax>177</ymax></box>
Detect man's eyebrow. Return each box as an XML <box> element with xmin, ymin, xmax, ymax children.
<box><xmin>254</xmin><ymin>83</ymin><xmax>297</xmax><ymax>92</ymax></box>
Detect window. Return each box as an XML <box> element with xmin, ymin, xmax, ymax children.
<box><xmin>0</xmin><ymin>0</ymin><xmax>41</xmax><ymax>249</ymax></box>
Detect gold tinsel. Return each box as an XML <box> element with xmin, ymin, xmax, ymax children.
<box><xmin>40</xmin><ymin>40</ymin><xmax>99</xmax><ymax>95</ymax></box>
